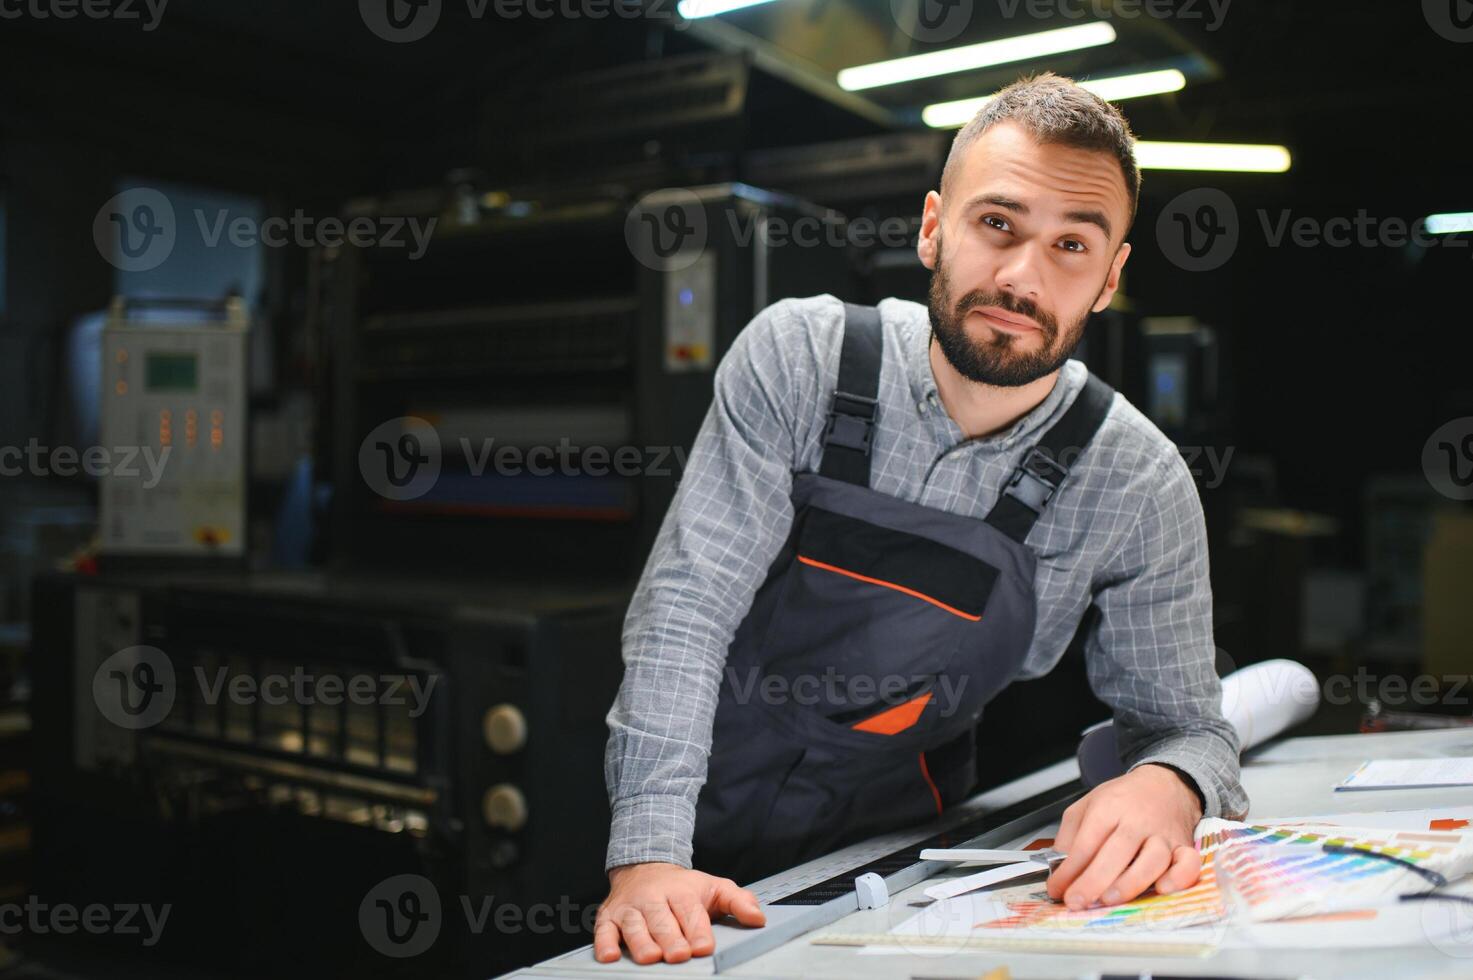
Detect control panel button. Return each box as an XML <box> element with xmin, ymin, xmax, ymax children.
<box><xmin>483</xmin><ymin>704</ymin><xmax>527</xmax><ymax>754</ymax></box>
<box><xmin>483</xmin><ymin>784</ymin><xmax>528</xmax><ymax>831</ymax></box>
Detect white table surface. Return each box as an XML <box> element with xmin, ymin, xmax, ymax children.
<box><xmin>505</xmin><ymin>726</ymin><xmax>1473</xmax><ymax>980</ymax></box>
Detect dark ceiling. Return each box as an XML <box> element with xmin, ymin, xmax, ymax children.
<box><xmin>0</xmin><ymin>1</ymin><xmax>1465</xmax><ymax>204</ymax></box>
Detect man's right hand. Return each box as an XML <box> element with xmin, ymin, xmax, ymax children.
<box><xmin>593</xmin><ymin>862</ymin><xmax>767</xmax><ymax>964</ymax></box>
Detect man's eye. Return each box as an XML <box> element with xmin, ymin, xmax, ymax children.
<box><xmin>1059</xmin><ymin>239</ymin><xmax>1087</xmax><ymax>253</ymax></box>
<box><xmin>981</xmin><ymin>214</ymin><xmax>1010</xmax><ymax>231</ymax></box>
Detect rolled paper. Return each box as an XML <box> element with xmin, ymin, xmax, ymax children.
<box><xmin>1077</xmin><ymin>659</ymin><xmax>1320</xmax><ymax>788</ymax></box>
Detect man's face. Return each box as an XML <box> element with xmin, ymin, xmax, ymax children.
<box><xmin>918</xmin><ymin>120</ymin><xmax>1132</xmax><ymax>388</ymax></box>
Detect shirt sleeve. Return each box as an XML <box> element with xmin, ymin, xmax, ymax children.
<box><xmin>1083</xmin><ymin>449</ymin><xmax>1251</xmax><ymax>821</ymax></box>
<box><xmin>603</xmin><ymin>299</ymin><xmax>821</xmax><ymax>871</ymax></box>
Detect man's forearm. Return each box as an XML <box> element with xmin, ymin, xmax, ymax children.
<box><xmin>602</xmin><ymin>302</ymin><xmax>813</xmax><ymax>873</ymax></box>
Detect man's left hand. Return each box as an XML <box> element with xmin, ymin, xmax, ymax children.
<box><xmin>1046</xmin><ymin>763</ymin><xmax>1204</xmax><ymax>910</ymax></box>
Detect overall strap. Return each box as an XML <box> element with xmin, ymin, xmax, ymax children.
<box><xmin>984</xmin><ymin>372</ymin><xmax>1115</xmax><ymax>544</ymax></box>
<box><xmin>818</xmin><ymin>303</ymin><xmax>884</xmax><ymax>487</ymax></box>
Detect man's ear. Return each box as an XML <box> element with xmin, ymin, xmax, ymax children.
<box><xmin>1092</xmin><ymin>241</ymin><xmax>1132</xmax><ymax>313</ymax></box>
<box><xmin>917</xmin><ymin>190</ymin><xmax>942</xmax><ymax>271</ymax></box>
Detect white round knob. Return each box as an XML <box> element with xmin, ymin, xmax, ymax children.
<box><xmin>483</xmin><ymin>784</ymin><xmax>528</xmax><ymax>831</ymax></box>
<box><xmin>483</xmin><ymin>704</ymin><xmax>527</xmax><ymax>754</ymax></box>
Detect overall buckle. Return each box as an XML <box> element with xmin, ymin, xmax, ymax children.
<box><xmin>823</xmin><ymin>390</ymin><xmax>878</xmax><ymax>455</ymax></box>
<box><xmin>1003</xmin><ymin>447</ymin><xmax>1068</xmax><ymax>513</ymax></box>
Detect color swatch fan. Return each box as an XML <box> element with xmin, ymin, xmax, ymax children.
<box><xmin>1202</xmin><ymin>818</ymin><xmax>1473</xmax><ymax>922</ymax></box>
<box><xmin>900</xmin><ymin>817</ymin><xmax>1473</xmax><ymax>947</ymax></box>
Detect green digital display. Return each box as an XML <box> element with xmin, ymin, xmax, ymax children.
<box><xmin>145</xmin><ymin>352</ymin><xmax>198</xmax><ymax>392</ymax></box>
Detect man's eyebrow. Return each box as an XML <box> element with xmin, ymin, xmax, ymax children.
<box><xmin>962</xmin><ymin>193</ymin><xmax>1028</xmax><ymax>215</ymax></box>
<box><xmin>1064</xmin><ymin>208</ymin><xmax>1113</xmax><ymax>242</ymax></box>
<box><xmin>961</xmin><ymin>193</ymin><xmax>1114</xmax><ymax>241</ymax></box>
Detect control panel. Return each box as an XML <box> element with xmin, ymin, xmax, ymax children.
<box><xmin>99</xmin><ymin>298</ymin><xmax>249</xmax><ymax>558</ymax></box>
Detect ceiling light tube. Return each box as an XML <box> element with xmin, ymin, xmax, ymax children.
<box><xmin>677</xmin><ymin>0</ymin><xmax>781</xmax><ymax>19</ymax></box>
<box><xmin>922</xmin><ymin>68</ymin><xmax>1187</xmax><ymax>128</ymax></box>
<box><xmin>1425</xmin><ymin>212</ymin><xmax>1473</xmax><ymax>235</ymax></box>
<box><xmin>838</xmin><ymin>22</ymin><xmax>1117</xmax><ymax>91</ymax></box>
<box><xmin>1133</xmin><ymin>141</ymin><xmax>1292</xmax><ymax>172</ymax></box>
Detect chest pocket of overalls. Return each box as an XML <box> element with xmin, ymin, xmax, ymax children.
<box><xmin>760</xmin><ymin>504</ymin><xmax>1001</xmax><ymax>740</ymax></box>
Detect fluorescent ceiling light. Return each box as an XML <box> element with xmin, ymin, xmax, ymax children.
<box><xmin>923</xmin><ymin>68</ymin><xmax>1187</xmax><ymax>128</ymax></box>
<box><xmin>1425</xmin><ymin>212</ymin><xmax>1473</xmax><ymax>235</ymax></box>
<box><xmin>1133</xmin><ymin>141</ymin><xmax>1292</xmax><ymax>172</ymax></box>
<box><xmin>677</xmin><ymin>0</ymin><xmax>781</xmax><ymax>18</ymax></box>
<box><xmin>1081</xmin><ymin>68</ymin><xmax>1187</xmax><ymax>103</ymax></box>
<box><xmin>838</xmin><ymin>22</ymin><xmax>1117</xmax><ymax>91</ymax></box>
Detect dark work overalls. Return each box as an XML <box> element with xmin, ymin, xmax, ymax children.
<box><xmin>691</xmin><ymin>303</ymin><xmax>1115</xmax><ymax>885</ymax></box>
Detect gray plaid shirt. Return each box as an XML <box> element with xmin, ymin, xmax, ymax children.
<box><xmin>604</xmin><ymin>294</ymin><xmax>1249</xmax><ymax>872</ymax></box>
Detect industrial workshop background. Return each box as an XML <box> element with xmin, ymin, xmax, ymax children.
<box><xmin>0</xmin><ymin>1</ymin><xmax>1470</xmax><ymax>977</ymax></box>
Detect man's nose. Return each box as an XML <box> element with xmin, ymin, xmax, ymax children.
<box><xmin>993</xmin><ymin>240</ymin><xmax>1046</xmax><ymax>301</ymax></box>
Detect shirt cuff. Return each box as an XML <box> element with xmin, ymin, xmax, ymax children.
<box><xmin>1127</xmin><ymin>744</ymin><xmax>1249</xmax><ymax>822</ymax></box>
<box><xmin>605</xmin><ymin>793</ymin><xmax>697</xmax><ymax>872</ymax></box>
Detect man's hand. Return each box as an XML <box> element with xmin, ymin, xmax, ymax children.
<box><xmin>594</xmin><ymin>862</ymin><xmax>766</xmax><ymax>964</ymax></box>
<box><xmin>1046</xmin><ymin>763</ymin><xmax>1204</xmax><ymax>910</ymax></box>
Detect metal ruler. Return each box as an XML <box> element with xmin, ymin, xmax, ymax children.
<box><xmin>809</xmin><ymin>931</ymin><xmax>1218</xmax><ymax>958</ymax></box>
<box><xmin>710</xmin><ymin>779</ymin><xmax>1082</xmax><ymax>972</ymax></box>
<box><xmin>745</xmin><ymin>762</ymin><xmax>1080</xmax><ymax>903</ymax></box>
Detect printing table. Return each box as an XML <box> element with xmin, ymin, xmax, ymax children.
<box><xmin>501</xmin><ymin>726</ymin><xmax>1473</xmax><ymax>979</ymax></box>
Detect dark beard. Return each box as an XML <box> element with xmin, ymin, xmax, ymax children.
<box><xmin>927</xmin><ymin>251</ymin><xmax>1093</xmax><ymax>388</ymax></box>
